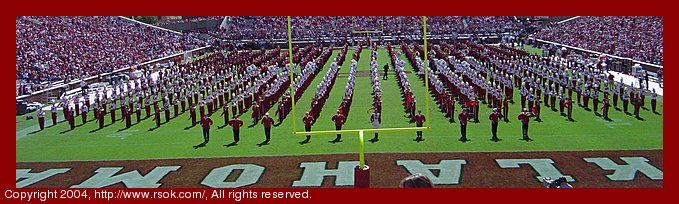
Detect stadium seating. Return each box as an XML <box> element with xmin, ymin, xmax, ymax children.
<box><xmin>534</xmin><ymin>16</ymin><xmax>663</xmax><ymax>66</ymax></box>
<box><xmin>209</xmin><ymin>16</ymin><xmax>523</xmax><ymax>40</ymax></box>
<box><xmin>15</xmin><ymin>16</ymin><xmax>207</xmax><ymax>93</ymax></box>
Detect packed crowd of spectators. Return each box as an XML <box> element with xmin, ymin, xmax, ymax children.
<box><xmin>209</xmin><ymin>16</ymin><xmax>523</xmax><ymax>41</ymax></box>
<box><xmin>156</xmin><ymin>16</ymin><xmax>224</xmax><ymax>26</ymax></box>
<box><xmin>534</xmin><ymin>16</ymin><xmax>663</xmax><ymax>66</ymax></box>
<box><xmin>16</xmin><ymin>16</ymin><xmax>207</xmax><ymax>94</ymax></box>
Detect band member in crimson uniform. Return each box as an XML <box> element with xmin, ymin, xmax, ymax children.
<box><xmin>173</xmin><ymin>99</ymin><xmax>179</xmax><ymax>117</ymax></box>
<box><xmin>414</xmin><ymin>110</ymin><xmax>426</xmax><ymax>142</ymax></box>
<box><xmin>220</xmin><ymin>105</ymin><xmax>229</xmax><ymax>126</ymax></box>
<box><xmin>75</xmin><ymin>99</ymin><xmax>80</xmax><ymax>117</ymax></box>
<box><xmin>601</xmin><ymin>96</ymin><xmax>610</xmax><ymax>120</ymax></box>
<box><xmin>37</xmin><ymin>109</ymin><xmax>45</xmax><ymax>130</ymax></box>
<box><xmin>489</xmin><ymin>108</ymin><xmax>502</xmax><ymax>142</ymax></box>
<box><xmin>613</xmin><ymin>87</ymin><xmax>619</xmax><ymax>107</ymax></box>
<box><xmin>193</xmin><ymin>115</ymin><xmax>213</xmax><ymax>149</ymax></box>
<box><xmin>80</xmin><ymin>104</ymin><xmax>88</xmax><ymax>124</ymax></box>
<box><xmin>651</xmin><ymin>89</ymin><xmax>658</xmax><ymax>113</ymax></box>
<box><xmin>447</xmin><ymin>96</ymin><xmax>455</xmax><ymax>121</ymax></box>
<box><xmin>331</xmin><ymin>110</ymin><xmax>346</xmax><ymax>143</ymax></box>
<box><xmin>251</xmin><ymin>103</ymin><xmax>261</xmax><ymax>124</ymax></box>
<box><xmin>124</xmin><ymin>106</ymin><xmax>132</xmax><ymax>129</ymax></box>
<box><xmin>51</xmin><ymin>104</ymin><xmax>58</xmax><ymax>126</ymax></box>
<box><xmin>502</xmin><ymin>97</ymin><xmax>510</xmax><ymax>122</ymax></box>
<box><xmin>97</xmin><ymin>106</ymin><xmax>105</xmax><ymax>129</ymax></box>
<box><xmin>188</xmin><ymin>106</ymin><xmax>197</xmax><ymax>127</ymax></box>
<box><xmin>154</xmin><ymin>107</ymin><xmax>161</xmax><ymax>128</ymax></box>
<box><xmin>633</xmin><ymin>96</ymin><xmax>642</xmax><ymax>119</ymax></box>
<box><xmin>207</xmin><ymin>96</ymin><xmax>213</xmax><ymax>115</ymax></box>
<box><xmin>471</xmin><ymin>98</ymin><xmax>480</xmax><ymax>122</ymax></box>
<box><xmin>229</xmin><ymin>116</ymin><xmax>244</xmax><ymax>144</ymax></box>
<box><xmin>135</xmin><ymin>103</ymin><xmax>142</xmax><ymax>123</ymax></box>
<box><xmin>593</xmin><ymin>93</ymin><xmax>600</xmax><ymax>114</ymax></box>
<box><xmin>533</xmin><ymin>98</ymin><xmax>542</xmax><ymax>122</ymax></box>
<box><xmin>164</xmin><ymin>103</ymin><xmax>170</xmax><ymax>123</ymax></box>
<box><xmin>518</xmin><ymin>109</ymin><xmax>535</xmax><ymax>141</ymax></box>
<box><xmin>564</xmin><ymin>98</ymin><xmax>573</xmax><ymax>121</ymax></box>
<box><xmin>231</xmin><ymin>101</ymin><xmax>238</xmax><ymax>117</ymax></box>
<box><xmin>121</xmin><ymin>104</ymin><xmax>127</xmax><ymax>124</ymax></box>
<box><xmin>109</xmin><ymin>102</ymin><xmax>116</xmax><ymax>123</ymax></box>
<box><xmin>181</xmin><ymin>95</ymin><xmax>186</xmax><ymax>112</ymax></box>
<box><xmin>199</xmin><ymin>101</ymin><xmax>206</xmax><ymax>119</ymax></box>
<box><xmin>261</xmin><ymin>113</ymin><xmax>274</xmax><ymax>144</ymax></box>
<box><xmin>145</xmin><ymin>99</ymin><xmax>151</xmax><ymax>118</ymax></box>
<box><xmin>458</xmin><ymin>108</ymin><xmax>470</xmax><ymax>142</ymax></box>
<box><xmin>68</xmin><ymin>108</ymin><xmax>75</xmax><ymax>130</ymax></box>
<box><xmin>622</xmin><ymin>91</ymin><xmax>630</xmax><ymax>113</ymax></box>
<box><xmin>301</xmin><ymin>112</ymin><xmax>315</xmax><ymax>144</ymax></box>
<box><xmin>583</xmin><ymin>90</ymin><xmax>590</xmax><ymax>109</ymax></box>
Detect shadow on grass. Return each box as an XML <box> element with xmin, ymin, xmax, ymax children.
<box><xmin>148</xmin><ymin>126</ymin><xmax>160</xmax><ymax>132</ymax></box>
<box><xmin>193</xmin><ymin>142</ymin><xmax>207</xmax><ymax>149</ymax></box>
<box><xmin>256</xmin><ymin>141</ymin><xmax>270</xmax><ymax>147</ymax></box>
<box><xmin>27</xmin><ymin>129</ymin><xmax>42</xmax><ymax>135</ymax></box>
<box><xmin>224</xmin><ymin>141</ymin><xmax>239</xmax><ymax>147</ymax></box>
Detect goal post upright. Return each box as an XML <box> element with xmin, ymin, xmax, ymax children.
<box><xmin>287</xmin><ymin>16</ymin><xmax>297</xmax><ymax>134</ymax></box>
<box><xmin>422</xmin><ymin>16</ymin><xmax>431</xmax><ymax>128</ymax></box>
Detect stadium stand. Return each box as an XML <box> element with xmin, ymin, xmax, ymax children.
<box><xmin>15</xmin><ymin>16</ymin><xmax>207</xmax><ymax>95</ymax></box>
<box><xmin>534</xmin><ymin>16</ymin><xmax>663</xmax><ymax>66</ymax></box>
<box><xmin>209</xmin><ymin>16</ymin><xmax>523</xmax><ymax>41</ymax></box>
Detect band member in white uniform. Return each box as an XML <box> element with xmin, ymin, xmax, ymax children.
<box><xmin>369</xmin><ymin>111</ymin><xmax>381</xmax><ymax>143</ymax></box>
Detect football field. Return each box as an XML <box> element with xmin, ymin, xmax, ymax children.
<box><xmin>15</xmin><ymin>46</ymin><xmax>663</xmax><ymax>162</ymax></box>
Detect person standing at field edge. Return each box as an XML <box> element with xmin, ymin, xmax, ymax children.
<box><xmin>518</xmin><ymin>108</ymin><xmax>535</xmax><ymax>141</ymax></box>
<box><xmin>413</xmin><ymin>110</ymin><xmax>426</xmax><ymax>142</ymax></box>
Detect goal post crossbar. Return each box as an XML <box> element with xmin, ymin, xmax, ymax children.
<box><xmin>292</xmin><ymin>127</ymin><xmax>430</xmax><ymax>136</ymax></box>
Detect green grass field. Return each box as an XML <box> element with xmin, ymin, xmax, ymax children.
<box><xmin>16</xmin><ymin>47</ymin><xmax>663</xmax><ymax>162</ymax></box>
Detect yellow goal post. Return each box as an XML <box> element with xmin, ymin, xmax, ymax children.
<box><xmin>286</xmin><ymin>16</ymin><xmax>431</xmax><ymax>169</ymax></box>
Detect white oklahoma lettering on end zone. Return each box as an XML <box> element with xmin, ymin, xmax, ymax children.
<box><xmin>201</xmin><ymin>164</ymin><xmax>265</xmax><ymax>188</ymax></box>
<box><xmin>396</xmin><ymin>160</ymin><xmax>466</xmax><ymax>185</ymax></box>
<box><xmin>583</xmin><ymin>157</ymin><xmax>663</xmax><ymax>181</ymax></box>
<box><xmin>70</xmin><ymin>166</ymin><xmax>180</xmax><ymax>188</ymax></box>
<box><xmin>496</xmin><ymin>159</ymin><xmax>574</xmax><ymax>182</ymax></box>
<box><xmin>292</xmin><ymin>161</ymin><xmax>359</xmax><ymax>187</ymax></box>
<box><xmin>16</xmin><ymin>168</ymin><xmax>70</xmax><ymax>188</ymax></box>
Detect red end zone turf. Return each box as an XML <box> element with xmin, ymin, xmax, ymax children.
<box><xmin>17</xmin><ymin>150</ymin><xmax>661</xmax><ymax>188</ymax></box>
